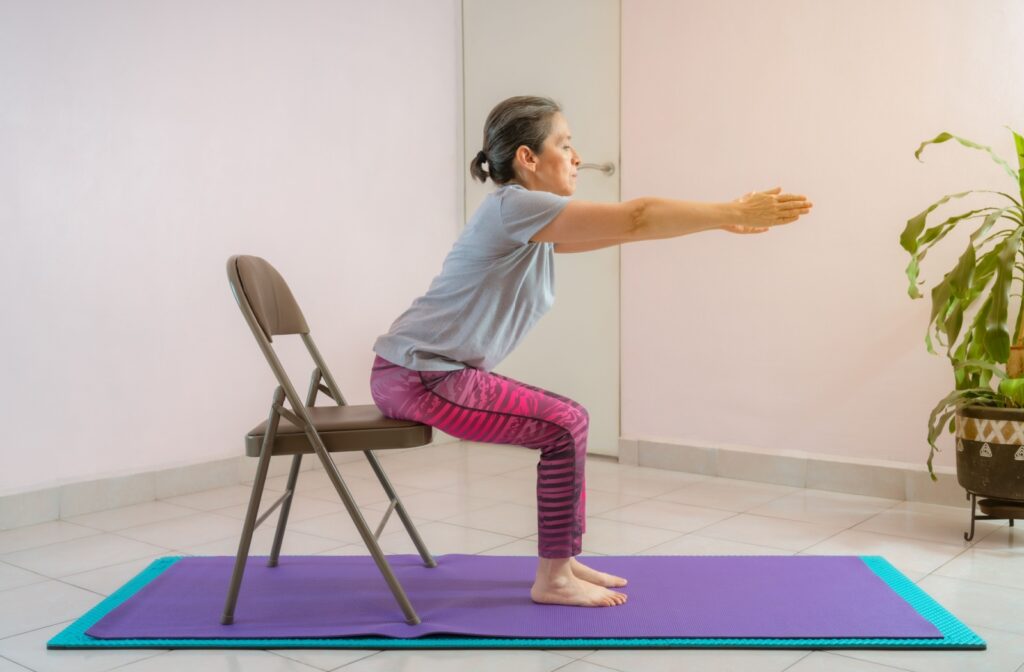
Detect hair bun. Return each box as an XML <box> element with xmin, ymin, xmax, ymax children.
<box><xmin>475</xmin><ymin>150</ymin><xmax>488</xmax><ymax>164</ymax></box>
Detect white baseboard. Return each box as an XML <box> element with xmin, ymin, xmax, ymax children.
<box><xmin>618</xmin><ymin>437</ymin><xmax>971</xmax><ymax>509</ymax></box>
<box><xmin>0</xmin><ymin>432</ymin><xmax>461</xmax><ymax>530</ymax></box>
<box><xmin>1</xmin><ymin>431</ymin><xmax>970</xmax><ymax>530</ymax></box>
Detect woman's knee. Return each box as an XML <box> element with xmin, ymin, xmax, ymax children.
<box><xmin>569</xmin><ymin>404</ymin><xmax>589</xmax><ymax>438</ymax></box>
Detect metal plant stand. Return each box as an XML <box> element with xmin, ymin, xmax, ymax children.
<box><xmin>964</xmin><ymin>491</ymin><xmax>1021</xmax><ymax>541</ymax></box>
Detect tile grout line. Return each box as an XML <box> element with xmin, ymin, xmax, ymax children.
<box><xmin>5</xmin><ymin>463</ymin><xmax>1001</xmax><ymax>591</ymax></box>
<box><xmin>4</xmin><ymin>450</ymin><xmax>1019</xmax><ymax>659</ymax></box>
<box><xmin>0</xmin><ymin>560</ymin><xmax>56</xmax><ymax>594</ymax></box>
<box><xmin>797</xmin><ymin>650</ymin><xmax>916</xmax><ymax>672</ymax></box>
<box><xmin>329</xmin><ymin>649</ymin><xmax>385</xmax><ymax>671</ymax></box>
<box><xmin>0</xmin><ymin>653</ymin><xmax>32</xmax><ymax>672</ymax></box>
<box><xmin>0</xmin><ymin>526</ymin><xmax>105</xmax><ymax>560</ymax></box>
<box><xmin>777</xmin><ymin>651</ymin><xmax>817</xmax><ymax>672</ymax></box>
<box><xmin>105</xmin><ymin>649</ymin><xmax>173</xmax><ymax>672</ymax></box>
<box><xmin>830</xmin><ymin>646</ymin><xmax>965</xmax><ymax>672</ymax></box>
<box><xmin>550</xmin><ymin>654</ymin><xmax>625</xmax><ymax>672</ymax></box>
<box><xmin>604</xmin><ymin>487</ymin><xmax>892</xmax><ymax>554</ymax></box>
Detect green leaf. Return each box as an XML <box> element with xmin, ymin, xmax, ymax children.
<box><xmin>960</xmin><ymin>296</ymin><xmax>994</xmax><ymax>388</ymax></box>
<box><xmin>900</xmin><ymin>191</ymin><xmax>973</xmax><ymax>256</ymax></box>
<box><xmin>915</xmin><ymin>132</ymin><xmax>1021</xmax><ymax>184</ymax></box>
<box><xmin>902</xmin><ymin>208</ymin><xmax>1019</xmax><ymax>300</ymax></box>
<box><xmin>924</xmin><ymin>386</ymin><xmax>1005</xmax><ymax>480</ymax></box>
<box><xmin>998</xmin><ymin>377</ymin><xmax>1024</xmax><ymax>406</ymax></box>
<box><xmin>971</xmin><ymin>248</ymin><xmax>1000</xmax><ymax>292</ymax></box>
<box><xmin>978</xmin><ymin>228</ymin><xmax>1014</xmax><ymax>249</ymax></box>
<box><xmin>988</xmin><ymin>190</ymin><xmax>1023</xmax><ymax>208</ymax></box>
<box><xmin>926</xmin><ymin>386</ymin><xmax>1004</xmax><ymax>451</ymax></box>
<box><xmin>984</xmin><ymin>229</ymin><xmax>1024</xmax><ymax>362</ymax></box>
<box><xmin>972</xmin><ymin>208</ymin><xmax>1018</xmax><ymax>247</ymax></box>
<box><xmin>943</xmin><ymin>299</ymin><xmax>964</xmax><ymax>351</ymax></box>
<box><xmin>925</xmin><ymin>277</ymin><xmax>953</xmax><ymax>354</ymax></box>
<box><xmin>953</xmin><ymin>359</ymin><xmax>1008</xmax><ymax>380</ymax></box>
<box><xmin>928</xmin><ymin>276</ymin><xmax>952</xmax><ymax>329</ymax></box>
<box><xmin>919</xmin><ymin>209</ymin><xmax>993</xmax><ymax>251</ymax></box>
<box><xmin>952</xmin><ymin>334</ymin><xmax>972</xmax><ymax>388</ymax></box>
<box><xmin>986</xmin><ymin>279</ymin><xmax>1011</xmax><ymax>361</ymax></box>
<box><xmin>906</xmin><ymin>257</ymin><xmax>921</xmax><ymax>299</ymax></box>
<box><xmin>926</xmin><ymin>389</ymin><xmax>965</xmax><ymax>445</ymax></box>
<box><xmin>1009</xmin><ymin>126</ymin><xmax>1024</xmax><ymax>200</ymax></box>
<box><xmin>948</xmin><ymin>244</ymin><xmax>976</xmax><ymax>299</ymax></box>
<box><xmin>969</xmin><ymin>295</ymin><xmax>993</xmax><ymax>338</ymax></box>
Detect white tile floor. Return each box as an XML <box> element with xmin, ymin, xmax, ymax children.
<box><xmin>1</xmin><ymin>442</ymin><xmax>1022</xmax><ymax>672</ymax></box>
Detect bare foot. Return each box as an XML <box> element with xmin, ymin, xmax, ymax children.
<box><xmin>530</xmin><ymin>573</ymin><xmax>628</xmax><ymax>607</ymax></box>
<box><xmin>570</xmin><ymin>557</ymin><xmax>628</xmax><ymax>588</ymax></box>
<box><xmin>532</xmin><ymin>557</ymin><xmax>627</xmax><ymax>607</ymax></box>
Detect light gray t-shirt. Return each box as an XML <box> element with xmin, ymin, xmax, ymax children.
<box><xmin>373</xmin><ymin>183</ymin><xmax>571</xmax><ymax>372</ymax></box>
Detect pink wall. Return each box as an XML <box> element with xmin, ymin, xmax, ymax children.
<box><xmin>0</xmin><ymin>1</ymin><xmax>461</xmax><ymax>494</ymax></box>
<box><xmin>621</xmin><ymin>0</ymin><xmax>1024</xmax><ymax>471</ymax></box>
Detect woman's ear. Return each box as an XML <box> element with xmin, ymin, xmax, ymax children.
<box><xmin>515</xmin><ymin>145</ymin><xmax>538</xmax><ymax>174</ymax></box>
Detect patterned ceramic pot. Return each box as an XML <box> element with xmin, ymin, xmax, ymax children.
<box><xmin>955</xmin><ymin>405</ymin><xmax>1024</xmax><ymax>500</ymax></box>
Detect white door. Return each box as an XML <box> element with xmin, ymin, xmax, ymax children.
<box><xmin>461</xmin><ymin>0</ymin><xmax>621</xmax><ymax>456</ymax></box>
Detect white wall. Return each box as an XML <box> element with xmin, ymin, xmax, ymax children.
<box><xmin>621</xmin><ymin>0</ymin><xmax>1024</xmax><ymax>474</ymax></box>
<box><xmin>462</xmin><ymin>0</ymin><xmax>622</xmax><ymax>456</ymax></box>
<box><xmin>0</xmin><ymin>1</ymin><xmax>462</xmax><ymax>494</ymax></box>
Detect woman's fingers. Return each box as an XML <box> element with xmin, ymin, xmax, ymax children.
<box><xmin>736</xmin><ymin>188</ymin><xmax>813</xmax><ymax>228</ymax></box>
<box><xmin>778</xmin><ymin>194</ymin><xmax>811</xmax><ymax>204</ymax></box>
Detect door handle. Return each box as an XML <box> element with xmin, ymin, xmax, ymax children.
<box><xmin>579</xmin><ymin>162</ymin><xmax>616</xmax><ymax>177</ymax></box>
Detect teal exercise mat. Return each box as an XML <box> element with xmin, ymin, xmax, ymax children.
<box><xmin>49</xmin><ymin>554</ymin><xmax>986</xmax><ymax>650</ymax></box>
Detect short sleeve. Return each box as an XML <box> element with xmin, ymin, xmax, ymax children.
<box><xmin>498</xmin><ymin>186</ymin><xmax>571</xmax><ymax>246</ymax></box>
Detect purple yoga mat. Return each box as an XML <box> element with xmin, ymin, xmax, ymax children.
<box><xmin>86</xmin><ymin>555</ymin><xmax>941</xmax><ymax>640</ymax></box>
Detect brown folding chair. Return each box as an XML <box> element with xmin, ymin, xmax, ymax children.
<box><xmin>222</xmin><ymin>254</ymin><xmax>437</xmax><ymax>626</ymax></box>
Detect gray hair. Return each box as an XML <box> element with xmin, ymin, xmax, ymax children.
<box><xmin>470</xmin><ymin>96</ymin><xmax>562</xmax><ymax>185</ymax></box>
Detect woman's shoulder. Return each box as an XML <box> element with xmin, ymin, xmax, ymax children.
<box><xmin>495</xmin><ymin>183</ymin><xmax>568</xmax><ymax>207</ymax></box>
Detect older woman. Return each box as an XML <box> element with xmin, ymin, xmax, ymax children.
<box><xmin>370</xmin><ymin>95</ymin><xmax>813</xmax><ymax>608</ymax></box>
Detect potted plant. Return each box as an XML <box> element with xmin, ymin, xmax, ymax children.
<box><xmin>900</xmin><ymin>126</ymin><xmax>1024</xmax><ymax>538</ymax></box>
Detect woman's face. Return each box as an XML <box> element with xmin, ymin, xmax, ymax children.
<box><xmin>515</xmin><ymin>112</ymin><xmax>581</xmax><ymax>196</ymax></box>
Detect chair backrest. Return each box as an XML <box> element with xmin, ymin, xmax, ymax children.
<box><xmin>227</xmin><ymin>255</ymin><xmax>347</xmax><ymax>411</ymax></box>
<box><xmin>227</xmin><ymin>255</ymin><xmax>309</xmax><ymax>342</ymax></box>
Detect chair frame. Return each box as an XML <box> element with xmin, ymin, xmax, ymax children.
<box><xmin>222</xmin><ymin>256</ymin><xmax>436</xmax><ymax>626</ymax></box>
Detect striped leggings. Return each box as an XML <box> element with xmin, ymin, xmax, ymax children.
<box><xmin>369</xmin><ymin>354</ymin><xmax>587</xmax><ymax>558</ymax></box>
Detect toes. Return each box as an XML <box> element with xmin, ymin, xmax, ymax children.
<box><xmin>603</xmin><ymin>589</ymin><xmax>627</xmax><ymax>606</ymax></box>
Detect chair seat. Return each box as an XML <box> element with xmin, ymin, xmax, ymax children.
<box><xmin>245</xmin><ymin>404</ymin><xmax>432</xmax><ymax>457</ymax></box>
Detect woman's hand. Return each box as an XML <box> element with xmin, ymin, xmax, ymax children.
<box><xmin>725</xmin><ymin>186</ymin><xmax>813</xmax><ymax>234</ymax></box>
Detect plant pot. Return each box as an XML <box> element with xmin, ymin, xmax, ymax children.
<box><xmin>954</xmin><ymin>405</ymin><xmax>1024</xmax><ymax>501</ymax></box>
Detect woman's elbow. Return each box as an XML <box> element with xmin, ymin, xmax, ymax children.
<box><xmin>624</xmin><ymin>198</ymin><xmax>650</xmax><ymax>241</ymax></box>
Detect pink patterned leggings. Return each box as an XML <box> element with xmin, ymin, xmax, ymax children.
<box><xmin>369</xmin><ymin>354</ymin><xmax>587</xmax><ymax>558</ymax></box>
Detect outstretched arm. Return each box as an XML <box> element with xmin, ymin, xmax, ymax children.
<box><xmin>554</xmin><ymin>239</ymin><xmax>626</xmax><ymax>253</ymax></box>
<box><xmin>532</xmin><ymin>188</ymin><xmax>813</xmax><ymax>246</ymax></box>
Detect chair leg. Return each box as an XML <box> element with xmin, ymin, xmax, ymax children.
<box><xmin>268</xmin><ymin>453</ymin><xmax>302</xmax><ymax>568</ymax></box>
<box><xmin>363</xmin><ymin>450</ymin><xmax>437</xmax><ymax>568</ymax></box>
<box><xmin>222</xmin><ymin>387</ymin><xmax>283</xmax><ymax>626</ymax></box>
<box><xmin>305</xmin><ymin>432</ymin><xmax>423</xmax><ymax>625</ymax></box>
